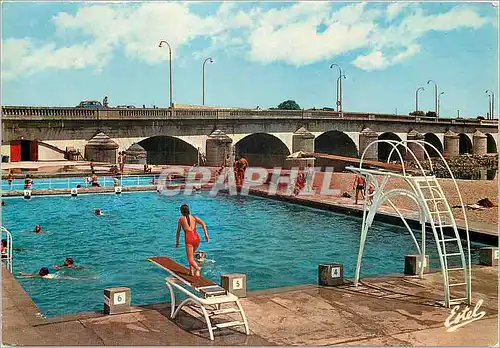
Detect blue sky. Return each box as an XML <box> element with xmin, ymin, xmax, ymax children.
<box><xmin>1</xmin><ymin>1</ymin><xmax>498</xmax><ymax>118</ymax></box>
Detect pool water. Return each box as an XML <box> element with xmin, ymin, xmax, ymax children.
<box><xmin>2</xmin><ymin>175</ymin><xmax>182</xmax><ymax>191</ymax></box>
<box><xmin>2</xmin><ymin>192</ymin><xmax>485</xmax><ymax>316</ymax></box>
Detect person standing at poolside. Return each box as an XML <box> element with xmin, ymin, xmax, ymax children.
<box><xmin>90</xmin><ymin>159</ymin><xmax>95</xmax><ymax>171</ymax></box>
<box><xmin>175</xmin><ymin>204</ymin><xmax>209</xmax><ymax>278</ymax></box>
<box><xmin>7</xmin><ymin>170</ymin><xmax>14</xmax><ymax>185</ymax></box>
<box><xmin>353</xmin><ymin>174</ymin><xmax>366</xmax><ymax>205</ymax></box>
<box><xmin>91</xmin><ymin>171</ymin><xmax>100</xmax><ymax>187</ymax></box>
<box><xmin>24</xmin><ymin>175</ymin><xmax>33</xmax><ymax>189</ymax></box>
<box><xmin>305</xmin><ymin>164</ymin><xmax>315</xmax><ymax>192</ymax></box>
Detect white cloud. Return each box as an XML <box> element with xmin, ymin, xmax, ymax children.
<box><xmin>386</xmin><ymin>2</ymin><xmax>410</xmax><ymax>22</ymax></box>
<box><xmin>0</xmin><ymin>2</ymin><xmax>493</xmax><ymax>79</ymax></box>
<box><xmin>352</xmin><ymin>44</ymin><xmax>420</xmax><ymax>70</ymax></box>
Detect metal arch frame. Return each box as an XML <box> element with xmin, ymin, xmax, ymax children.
<box><xmin>164</xmin><ymin>277</ymin><xmax>250</xmax><ymax>341</ymax></box>
<box><xmin>347</xmin><ymin>139</ymin><xmax>472</xmax><ymax>307</ymax></box>
<box><xmin>1</xmin><ymin>226</ymin><xmax>13</xmax><ymax>273</ymax></box>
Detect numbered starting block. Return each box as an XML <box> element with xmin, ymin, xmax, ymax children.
<box><xmin>480</xmin><ymin>247</ymin><xmax>499</xmax><ymax>266</ymax></box>
<box><xmin>23</xmin><ymin>190</ymin><xmax>32</xmax><ymax>200</ymax></box>
<box><xmin>104</xmin><ymin>287</ymin><xmax>131</xmax><ymax>315</ymax></box>
<box><xmin>221</xmin><ymin>273</ymin><xmax>247</xmax><ymax>298</ymax></box>
<box><xmin>114</xmin><ymin>186</ymin><xmax>122</xmax><ymax>195</ymax></box>
<box><xmin>318</xmin><ymin>263</ymin><xmax>344</xmax><ymax>286</ymax></box>
<box><xmin>71</xmin><ymin>187</ymin><xmax>78</xmax><ymax>197</ymax></box>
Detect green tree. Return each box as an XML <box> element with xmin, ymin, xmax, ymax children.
<box><xmin>409</xmin><ymin>110</ymin><xmax>425</xmax><ymax>116</ymax></box>
<box><xmin>425</xmin><ymin>111</ymin><xmax>437</xmax><ymax>117</ymax></box>
<box><xmin>277</xmin><ymin>100</ymin><xmax>301</xmax><ymax>110</ymax></box>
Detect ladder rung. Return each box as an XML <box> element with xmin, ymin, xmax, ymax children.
<box><xmin>420</xmin><ymin>185</ymin><xmax>439</xmax><ymax>188</ymax></box>
<box><xmin>434</xmin><ymin>224</ymin><xmax>453</xmax><ymax>228</ymax></box>
<box><xmin>209</xmin><ymin>308</ymin><xmax>240</xmax><ymax>316</ymax></box>
<box><xmin>425</xmin><ymin>198</ymin><xmax>446</xmax><ymax>201</ymax></box>
<box><xmin>445</xmin><ymin>253</ymin><xmax>462</xmax><ymax>257</ymax></box>
<box><xmin>447</xmin><ymin>267</ymin><xmax>464</xmax><ymax>272</ymax></box>
<box><xmin>438</xmin><ymin>238</ymin><xmax>458</xmax><ymax>242</ymax></box>
<box><xmin>214</xmin><ymin>321</ymin><xmax>245</xmax><ymax>329</ymax></box>
<box><xmin>430</xmin><ymin>211</ymin><xmax>449</xmax><ymax>214</ymax></box>
<box><xmin>449</xmin><ymin>283</ymin><xmax>467</xmax><ymax>287</ymax></box>
<box><xmin>449</xmin><ymin>297</ymin><xmax>468</xmax><ymax>303</ymax></box>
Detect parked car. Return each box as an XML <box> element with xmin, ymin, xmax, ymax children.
<box><xmin>116</xmin><ymin>105</ymin><xmax>136</xmax><ymax>109</ymax></box>
<box><xmin>76</xmin><ymin>100</ymin><xmax>103</xmax><ymax>108</ymax></box>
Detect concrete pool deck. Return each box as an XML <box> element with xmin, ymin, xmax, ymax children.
<box><xmin>2</xmin><ymin>264</ymin><xmax>498</xmax><ymax>346</ymax></box>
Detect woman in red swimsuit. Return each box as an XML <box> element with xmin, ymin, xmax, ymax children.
<box><xmin>175</xmin><ymin>204</ymin><xmax>209</xmax><ymax>277</ymax></box>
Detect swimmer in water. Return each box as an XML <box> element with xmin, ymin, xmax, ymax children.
<box><xmin>2</xmin><ymin>239</ymin><xmax>26</xmax><ymax>253</ymax></box>
<box><xmin>18</xmin><ymin>267</ymin><xmax>55</xmax><ymax>279</ymax></box>
<box><xmin>34</xmin><ymin>224</ymin><xmax>44</xmax><ymax>234</ymax></box>
<box><xmin>53</xmin><ymin>257</ymin><xmax>83</xmax><ymax>270</ymax></box>
<box><xmin>194</xmin><ymin>251</ymin><xmax>206</xmax><ymax>264</ymax></box>
<box><xmin>175</xmin><ymin>204</ymin><xmax>209</xmax><ymax>278</ymax></box>
<box><xmin>95</xmin><ymin>209</ymin><xmax>102</xmax><ymax>216</ymax></box>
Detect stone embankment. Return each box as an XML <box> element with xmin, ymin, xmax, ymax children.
<box><xmin>406</xmin><ymin>154</ymin><xmax>497</xmax><ymax>179</ymax></box>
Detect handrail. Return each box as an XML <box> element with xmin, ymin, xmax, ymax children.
<box><xmin>1</xmin><ymin>226</ymin><xmax>13</xmax><ymax>273</ymax></box>
<box><xmin>1</xmin><ymin>106</ymin><xmax>496</xmax><ymax>125</ymax></box>
<box><xmin>2</xmin><ymin>174</ymin><xmax>169</xmax><ymax>190</ymax></box>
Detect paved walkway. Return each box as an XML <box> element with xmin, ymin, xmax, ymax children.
<box><xmin>2</xmin><ymin>265</ymin><xmax>498</xmax><ymax>346</ymax></box>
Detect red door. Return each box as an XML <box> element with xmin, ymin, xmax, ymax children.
<box><xmin>30</xmin><ymin>140</ymin><xmax>39</xmax><ymax>161</ymax></box>
<box><xmin>10</xmin><ymin>141</ymin><xmax>21</xmax><ymax>162</ymax></box>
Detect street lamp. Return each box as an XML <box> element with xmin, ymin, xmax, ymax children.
<box><xmin>330</xmin><ymin>63</ymin><xmax>343</xmax><ymax>112</ymax></box>
<box><xmin>202</xmin><ymin>57</ymin><xmax>214</xmax><ymax>106</ymax></box>
<box><xmin>437</xmin><ymin>91</ymin><xmax>444</xmax><ymax>118</ymax></box>
<box><xmin>415</xmin><ymin>86</ymin><xmax>424</xmax><ymax>113</ymax></box>
<box><xmin>158</xmin><ymin>40</ymin><xmax>173</xmax><ymax>107</ymax></box>
<box><xmin>486</xmin><ymin>90</ymin><xmax>495</xmax><ymax>119</ymax></box>
<box><xmin>427</xmin><ymin>80</ymin><xmax>438</xmax><ymax>117</ymax></box>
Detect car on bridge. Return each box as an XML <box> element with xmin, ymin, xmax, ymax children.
<box><xmin>76</xmin><ymin>100</ymin><xmax>104</xmax><ymax>108</ymax></box>
<box><xmin>116</xmin><ymin>105</ymin><xmax>136</xmax><ymax>108</ymax></box>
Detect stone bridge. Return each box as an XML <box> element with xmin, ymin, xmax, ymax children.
<box><xmin>1</xmin><ymin>106</ymin><xmax>498</xmax><ymax>167</ymax></box>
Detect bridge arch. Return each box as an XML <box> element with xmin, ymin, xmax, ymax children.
<box><xmin>423</xmin><ymin>133</ymin><xmax>443</xmax><ymax>157</ymax></box>
<box><xmin>378</xmin><ymin>132</ymin><xmax>405</xmax><ymax>162</ymax></box>
<box><xmin>458</xmin><ymin>133</ymin><xmax>473</xmax><ymax>154</ymax></box>
<box><xmin>138</xmin><ymin>136</ymin><xmax>198</xmax><ymax>165</ymax></box>
<box><xmin>234</xmin><ymin>133</ymin><xmax>290</xmax><ymax>168</ymax></box>
<box><xmin>315</xmin><ymin>131</ymin><xmax>358</xmax><ymax>170</ymax></box>
<box><xmin>486</xmin><ymin>134</ymin><xmax>497</xmax><ymax>153</ymax></box>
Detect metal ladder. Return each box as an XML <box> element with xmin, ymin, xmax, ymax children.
<box><xmin>412</xmin><ymin>176</ymin><xmax>471</xmax><ymax>307</ymax></box>
<box><xmin>1</xmin><ymin>226</ymin><xmax>13</xmax><ymax>273</ymax></box>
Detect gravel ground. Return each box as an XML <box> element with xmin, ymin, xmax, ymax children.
<box><xmin>312</xmin><ymin>172</ymin><xmax>498</xmax><ymax>226</ymax></box>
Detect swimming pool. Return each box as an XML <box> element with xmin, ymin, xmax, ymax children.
<box><xmin>2</xmin><ymin>192</ymin><xmax>486</xmax><ymax>316</ymax></box>
<box><xmin>2</xmin><ymin>175</ymin><xmax>183</xmax><ymax>191</ymax></box>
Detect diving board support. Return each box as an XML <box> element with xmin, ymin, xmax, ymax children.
<box><xmin>148</xmin><ymin>257</ymin><xmax>249</xmax><ymax>341</ymax></box>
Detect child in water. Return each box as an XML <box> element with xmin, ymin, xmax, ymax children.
<box><xmin>175</xmin><ymin>204</ymin><xmax>209</xmax><ymax>278</ymax></box>
<box><xmin>18</xmin><ymin>267</ymin><xmax>55</xmax><ymax>279</ymax></box>
<box><xmin>53</xmin><ymin>257</ymin><xmax>83</xmax><ymax>270</ymax></box>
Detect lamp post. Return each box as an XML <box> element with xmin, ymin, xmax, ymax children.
<box><xmin>427</xmin><ymin>80</ymin><xmax>438</xmax><ymax>117</ymax></box>
<box><xmin>158</xmin><ymin>40</ymin><xmax>173</xmax><ymax>107</ymax></box>
<box><xmin>202</xmin><ymin>57</ymin><xmax>214</xmax><ymax>106</ymax></box>
<box><xmin>437</xmin><ymin>91</ymin><xmax>444</xmax><ymax>118</ymax></box>
<box><xmin>330</xmin><ymin>63</ymin><xmax>343</xmax><ymax>111</ymax></box>
<box><xmin>415</xmin><ymin>86</ymin><xmax>424</xmax><ymax>113</ymax></box>
<box><xmin>486</xmin><ymin>90</ymin><xmax>495</xmax><ymax>119</ymax></box>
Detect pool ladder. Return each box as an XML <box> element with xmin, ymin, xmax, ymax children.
<box><xmin>1</xmin><ymin>226</ymin><xmax>13</xmax><ymax>273</ymax></box>
<box><xmin>413</xmin><ymin>176</ymin><xmax>471</xmax><ymax>307</ymax></box>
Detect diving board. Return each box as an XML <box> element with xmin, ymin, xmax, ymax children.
<box><xmin>148</xmin><ymin>256</ymin><xmax>250</xmax><ymax>341</ymax></box>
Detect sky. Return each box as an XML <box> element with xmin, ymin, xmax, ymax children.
<box><xmin>1</xmin><ymin>1</ymin><xmax>498</xmax><ymax>118</ymax></box>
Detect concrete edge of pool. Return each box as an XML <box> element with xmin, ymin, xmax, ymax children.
<box><xmin>2</xmin><ymin>184</ymin><xmax>498</xmax><ymax>246</ymax></box>
<box><xmin>2</xmin><ymin>264</ymin><xmax>498</xmax><ymax>346</ymax></box>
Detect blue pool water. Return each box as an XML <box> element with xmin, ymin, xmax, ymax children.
<box><xmin>2</xmin><ymin>192</ymin><xmax>485</xmax><ymax>316</ymax></box>
<box><xmin>2</xmin><ymin>175</ymin><xmax>182</xmax><ymax>191</ymax></box>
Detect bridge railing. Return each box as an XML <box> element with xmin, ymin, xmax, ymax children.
<box><xmin>1</xmin><ymin>106</ymin><xmax>498</xmax><ymax>125</ymax></box>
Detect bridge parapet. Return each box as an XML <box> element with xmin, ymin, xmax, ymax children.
<box><xmin>1</xmin><ymin>106</ymin><xmax>498</xmax><ymax>127</ymax></box>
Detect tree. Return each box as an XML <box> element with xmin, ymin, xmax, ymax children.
<box><xmin>277</xmin><ymin>100</ymin><xmax>301</xmax><ymax>110</ymax></box>
<box><xmin>425</xmin><ymin>111</ymin><xmax>437</xmax><ymax>117</ymax></box>
<box><xmin>409</xmin><ymin>110</ymin><xmax>425</xmax><ymax>116</ymax></box>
